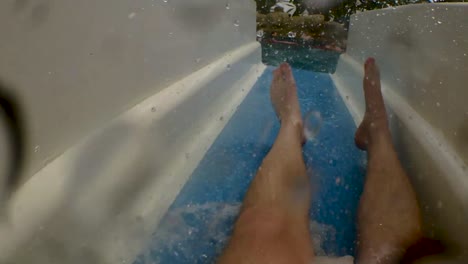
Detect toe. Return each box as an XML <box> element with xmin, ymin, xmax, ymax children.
<box><xmin>273</xmin><ymin>67</ymin><xmax>282</xmax><ymax>82</ymax></box>
<box><xmin>280</xmin><ymin>62</ymin><xmax>290</xmax><ymax>71</ymax></box>
<box><xmin>365</xmin><ymin>57</ymin><xmax>375</xmax><ymax>68</ymax></box>
<box><xmin>364</xmin><ymin>58</ymin><xmax>380</xmax><ymax>83</ymax></box>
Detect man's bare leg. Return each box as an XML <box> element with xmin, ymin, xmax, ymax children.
<box><xmin>218</xmin><ymin>63</ymin><xmax>314</xmax><ymax>264</ymax></box>
<box><xmin>355</xmin><ymin>58</ymin><xmax>422</xmax><ymax>263</ymax></box>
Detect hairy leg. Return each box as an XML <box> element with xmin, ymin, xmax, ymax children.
<box><xmin>355</xmin><ymin>58</ymin><xmax>422</xmax><ymax>264</ymax></box>
<box><xmin>218</xmin><ymin>63</ymin><xmax>314</xmax><ymax>264</ymax></box>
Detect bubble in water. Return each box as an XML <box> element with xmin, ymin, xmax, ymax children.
<box><xmin>436</xmin><ymin>102</ymin><xmax>440</xmax><ymax>107</ymax></box>
<box><xmin>226</xmin><ymin>64</ymin><xmax>231</xmax><ymax>70</ymax></box>
<box><xmin>256</xmin><ymin>29</ymin><xmax>264</xmax><ymax>38</ymax></box>
<box><xmin>225</xmin><ymin>3</ymin><xmax>230</xmax><ymax>10</ymax></box>
<box><xmin>303</xmin><ymin>111</ymin><xmax>323</xmax><ymax>141</ymax></box>
<box><xmin>287</xmin><ymin>31</ymin><xmax>296</xmax><ymax>38</ymax></box>
<box><xmin>233</xmin><ymin>20</ymin><xmax>239</xmax><ymax>27</ymax></box>
<box><xmin>163</xmin><ymin>0</ymin><xmax>168</xmax><ymax>2</ymax></box>
<box><xmin>274</xmin><ymin>50</ymin><xmax>279</xmax><ymax>55</ymax></box>
<box><xmin>34</xmin><ymin>145</ymin><xmax>41</xmax><ymax>153</ymax></box>
<box><xmin>128</xmin><ymin>12</ymin><xmax>136</xmax><ymax>19</ymax></box>
<box><xmin>335</xmin><ymin>177</ymin><xmax>341</xmax><ymax>185</ymax></box>
<box><xmin>437</xmin><ymin>200</ymin><xmax>443</xmax><ymax>209</ymax></box>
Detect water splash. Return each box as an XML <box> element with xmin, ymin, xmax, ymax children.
<box><xmin>136</xmin><ymin>202</ymin><xmax>338</xmax><ymax>264</ymax></box>
<box><xmin>256</xmin><ymin>29</ymin><xmax>264</xmax><ymax>38</ymax></box>
<box><xmin>304</xmin><ymin>111</ymin><xmax>323</xmax><ymax>141</ymax></box>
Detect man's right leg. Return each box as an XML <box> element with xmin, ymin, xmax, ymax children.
<box><xmin>355</xmin><ymin>58</ymin><xmax>422</xmax><ymax>264</ymax></box>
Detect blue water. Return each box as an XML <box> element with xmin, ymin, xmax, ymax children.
<box><xmin>136</xmin><ymin>65</ymin><xmax>366</xmax><ymax>264</ymax></box>
<box><xmin>261</xmin><ymin>41</ymin><xmax>342</xmax><ymax>73</ymax></box>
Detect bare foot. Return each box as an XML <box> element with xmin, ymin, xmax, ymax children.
<box><xmin>270</xmin><ymin>63</ymin><xmax>302</xmax><ymax>127</ymax></box>
<box><xmin>355</xmin><ymin>58</ymin><xmax>390</xmax><ymax>151</ymax></box>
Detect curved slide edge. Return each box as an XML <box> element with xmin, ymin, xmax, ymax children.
<box><xmin>0</xmin><ymin>42</ymin><xmax>265</xmax><ymax>264</ymax></box>
<box><xmin>332</xmin><ymin>54</ymin><xmax>468</xmax><ymax>260</ymax></box>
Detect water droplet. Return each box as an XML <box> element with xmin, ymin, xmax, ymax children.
<box><xmin>436</xmin><ymin>102</ymin><xmax>440</xmax><ymax>107</ymax></box>
<box><xmin>274</xmin><ymin>50</ymin><xmax>279</xmax><ymax>55</ymax></box>
<box><xmin>195</xmin><ymin>58</ymin><xmax>201</xmax><ymax>63</ymax></box>
<box><xmin>437</xmin><ymin>21</ymin><xmax>442</xmax><ymax>24</ymax></box>
<box><xmin>303</xmin><ymin>111</ymin><xmax>323</xmax><ymax>141</ymax></box>
<box><xmin>256</xmin><ymin>29</ymin><xmax>264</xmax><ymax>38</ymax></box>
<box><xmin>225</xmin><ymin>3</ymin><xmax>230</xmax><ymax>10</ymax></box>
<box><xmin>128</xmin><ymin>12</ymin><xmax>136</xmax><ymax>19</ymax></box>
<box><xmin>151</xmin><ymin>107</ymin><xmax>157</xmax><ymax>112</ymax></box>
<box><xmin>34</xmin><ymin>145</ymin><xmax>40</xmax><ymax>153</ymax></box>
<box><xmin>233</xmin><ymin>20</ymin><xmax>240</xmax><ymax>27</ymax></box>
<box><xmin>219</xmin><ymin>116</ymin><xmax>224</xmax><ymax>121</ymax></box>
<box><xmin>252</xmin><ymin>153</ymin><xmax>257</xmax><ymax>158</ymax></box>
<box><xmin>287</xmin><ymin>31</ymin><xmax>296</xmax><ymax>38</ymax></box>
<box><xmin>163</xmin><ymin>0</ymin><xmax>168</xmax><ymax>3</ymax></box>
<box><xmin>437</xmin><ymin>200</ymin><xmax>443</xmax><ymax>209</ymax></box>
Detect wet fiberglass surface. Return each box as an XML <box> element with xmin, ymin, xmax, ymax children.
<box><xmin>136</xmin><ymin>49</ymin><xmax>366</xmax><ymax>263</ymax></box>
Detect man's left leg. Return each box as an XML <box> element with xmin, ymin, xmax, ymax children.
<box><xmin>218</xmin><ymin>63</ymin><xmax>314</xmax><ymax>264</ymax></box>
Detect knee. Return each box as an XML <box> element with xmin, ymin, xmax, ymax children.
<box><xmin>234</xmin><ymin>207</ymin><xmax>287</xmax><ymax>237</ymax></box>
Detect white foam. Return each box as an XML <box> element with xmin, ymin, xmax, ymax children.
<box><xmin>138</xmin><ymin>202</ymin><xmax>350</xmax><ymax>263</ymax></box>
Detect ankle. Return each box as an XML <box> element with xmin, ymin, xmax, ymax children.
<box><xmin>367</xmin><ymin>130</ymin><xmax>393</xmax><ymax>152</ymax></box>
<box><xmin>280</xmin><ymin>119</ymin><xmax>304</xmax><ymax>142</ymax></box>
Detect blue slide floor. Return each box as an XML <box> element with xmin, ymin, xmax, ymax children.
<box><xmin>136</xmin><ymin>67</ymin><xmax>366</xmax><ymax>264</ymax></box>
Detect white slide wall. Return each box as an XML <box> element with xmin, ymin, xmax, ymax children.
<box><xmin>0</xmin><ymin>0</ymin><xmax>264</xmax><ymax>263</ymax></box>
<box><xmin>332</xmin><ymin>4</ymin><xmax>468</xmax><ymax>263</ymax></box>
<box><xmin>0</xmin><ymin>0</ymin><xmax>256</xmax><ymax>180</ymax></box>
